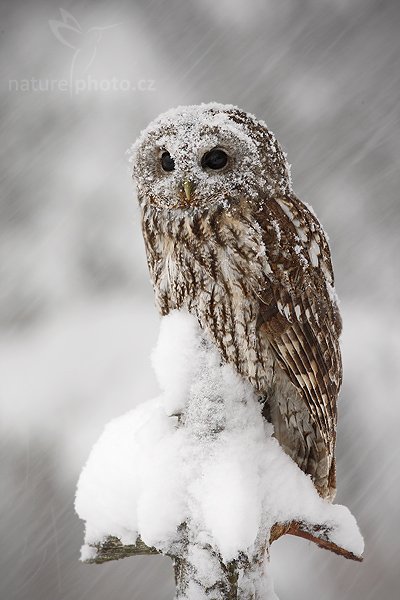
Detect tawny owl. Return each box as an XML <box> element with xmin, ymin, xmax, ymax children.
<box><xmin>131</xmin><ymin>103</ymin><xmax>342</xmax><ymax>501</ymax></box>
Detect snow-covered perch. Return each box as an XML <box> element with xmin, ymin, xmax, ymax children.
<box><xmin>75</xmin><ymin>311</ymin><xmax>363</xmax><ymax>599</ymax></box>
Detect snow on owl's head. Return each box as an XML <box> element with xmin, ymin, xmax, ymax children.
<box><xmin>130</xmin><ymin>103</ymin><xmax>292</xmax><ymax>213</ymax></box>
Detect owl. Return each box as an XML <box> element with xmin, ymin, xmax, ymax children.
<box><xmin>131</xmin><ymin>103</ymin><xmax>342</xmax><ymax>501</ymax></box>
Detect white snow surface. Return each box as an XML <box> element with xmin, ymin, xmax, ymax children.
<box><xmin>75</xmin><ymin>310</ymin><xmax>364</xmax><ymax>564</ymax></box>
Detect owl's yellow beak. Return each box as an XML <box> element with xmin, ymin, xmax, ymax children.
<box><xmin>182</xmin><ymin>179</ymin><xmax>193</xmax><ymax>203</ymax></box>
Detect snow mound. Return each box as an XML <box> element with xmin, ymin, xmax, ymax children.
<box><xmin>75</xmin><ymin>310</ymin><xmax>364</xmax><ymax>563</ymax></box>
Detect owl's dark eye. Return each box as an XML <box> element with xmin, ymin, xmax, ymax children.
<box><xmin>160</xmin><ymin>151</ymin><xmax>175</xmax><ymax>172</ymax></box>
<box><xmin>201</xmin><ymin>148</ymin><xmax>228</xmax><ymax>170</ymax></box>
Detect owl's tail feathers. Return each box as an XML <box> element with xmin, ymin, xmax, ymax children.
<box><xmin>312</xmin><ymin>455</ymin><xmax>336</xmax><ymax>501</ymax></box>
<box><xmin>327</xmin><ymin>457</ymin><xmax>337</xmax><ymax>501</ymax></box>
<box><xmin>262</xmin><ymin>384</ymin><xmax>336</xmax><ymax>501</ymax></box>
<box><xmin>283</xmin><ymin>431</ymin><xmax>336</xmax><ymax>501</ymax></box>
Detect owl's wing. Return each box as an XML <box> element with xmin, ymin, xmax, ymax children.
<box><xmin>255</xmin><ymin>195</ymin><xmax>342</xmax><ymax>450</ymax></box>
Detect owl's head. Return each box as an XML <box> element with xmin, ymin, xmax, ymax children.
<box><xmin>130</xmin><ymin>103</ymin><xmax>291</xmax><ymax>214</ymax></box>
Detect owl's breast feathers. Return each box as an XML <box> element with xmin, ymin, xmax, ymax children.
<box><xmin>141</xmin><ymin>193</ymin><xmax>342</xmax><ymax>498</ymax></box>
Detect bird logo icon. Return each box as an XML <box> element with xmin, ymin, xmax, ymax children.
<box><xmin>49</xmin><ymin>9</ymin><xmax>120</xmax><ymax>84</ymax></box>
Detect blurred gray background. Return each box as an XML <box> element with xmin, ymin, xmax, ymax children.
<box><xmin>1</xmin><ymin>0</ymin><xmax>399</xmax><ymax>598</ymax></box>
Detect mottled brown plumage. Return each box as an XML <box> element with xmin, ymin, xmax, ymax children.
<box><xmin>131</xmin><ymin>103</ymin><xmax>342</xmax><ymax>500</ymax></box>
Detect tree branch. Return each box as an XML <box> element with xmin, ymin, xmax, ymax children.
<box><xmin>85</xmin><ymin>536</ymin><xmax>159</xmax><ymax>564</ymax></box>
<box><xmin>270</xmin><ymin>521</ymin><xmax>363</xmax><ymax>562</ymax></box>
<box><xmin>85</xmin><ymin>518</ymin><xmax>363</xmax><ymax>568</ymax></box>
